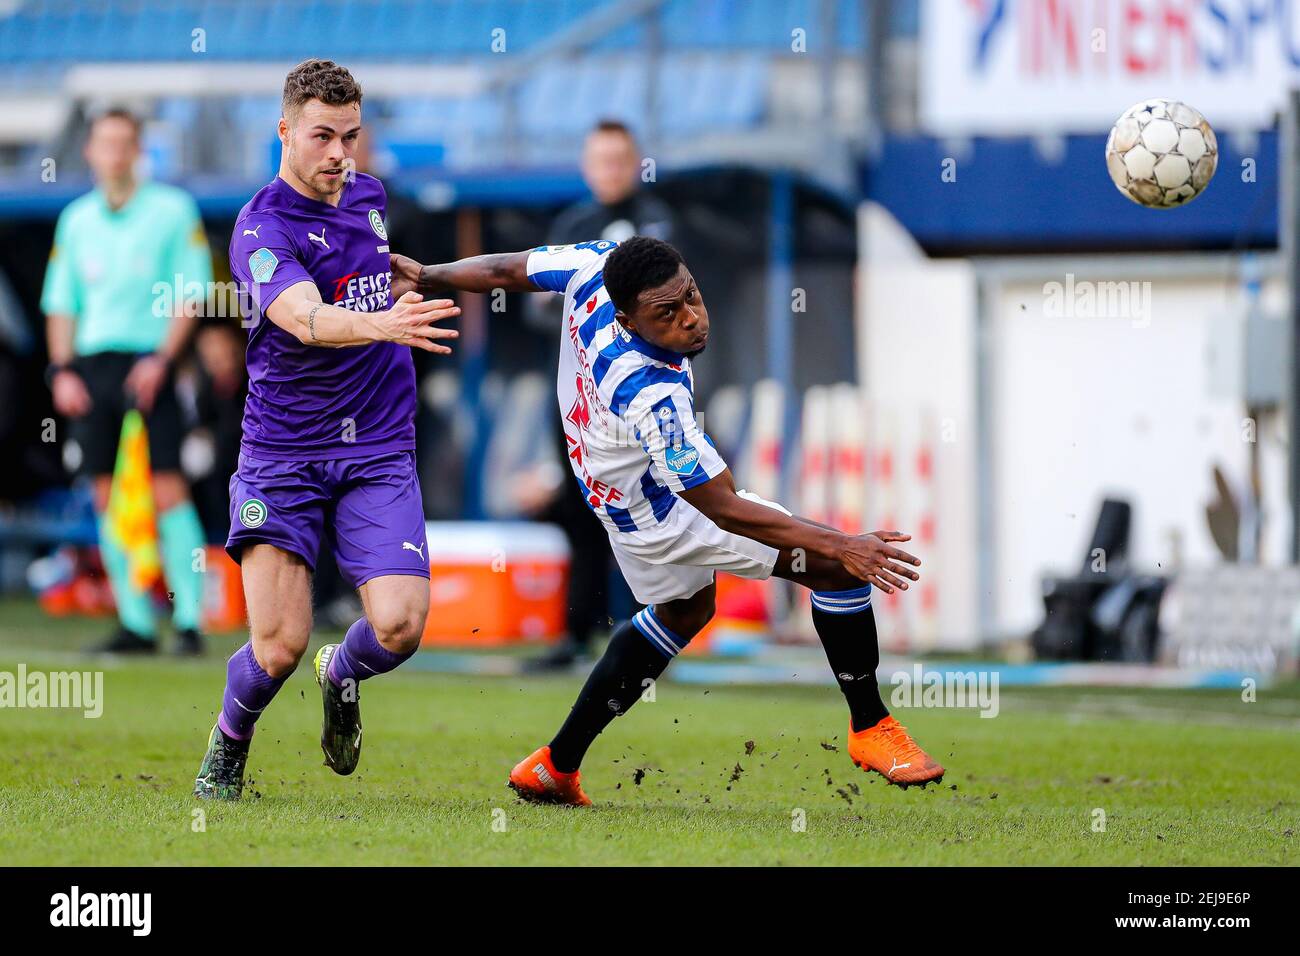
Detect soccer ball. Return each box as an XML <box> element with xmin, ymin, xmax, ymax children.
<box><xmin>1105</xmin><ymin>98</ymin><xmax>1218</xmax><ymax>208</ymax></box>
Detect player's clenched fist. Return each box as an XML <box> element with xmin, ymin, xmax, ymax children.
<box><xmin>837</xmin><ymin>531</ymin><xmax>921</xmax><ymax>594</ymax></box>
<box><xmin>375</xmin><ymin>290</ymin><xmax>461</xmax><ymax>354</ymax></box>
<box><xmin>388</xmin><ymin>253</ymin><xmax>423</xmax><ymax>301</ymax></box>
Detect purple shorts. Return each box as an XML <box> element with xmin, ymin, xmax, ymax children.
<box><xmin>226</xmin><ymin>449</ymin><xmax>430</xmax><ymax>588</ymax></box>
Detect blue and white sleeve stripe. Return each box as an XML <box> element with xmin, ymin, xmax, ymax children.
<box><xmin>632</xmin><ymin>606</ymin><xmax>688</xmax><ymax>658</ymax></box>
<box><xmin>525</xmin><ymin>242</ymin><xmax>615</xmax><ymax>294</ymax></box>
<box><xmin>810</xmin><ymin>584</ymin><xmax>873</xmax><ymax>615</ymax></box>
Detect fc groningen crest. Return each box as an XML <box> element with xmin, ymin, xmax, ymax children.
<box><xmin>239</xmin><ymin>498</ymin><xmax>268</xmax><ymax>529</ymax></box>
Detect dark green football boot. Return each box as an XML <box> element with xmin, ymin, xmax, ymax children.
<box><xmin>314</xmin><ymin>643</ymin><xmax>362</xmax><ymax>775</ymax></box>
<box><xmin>193</xmin><ymin>723</ymin><xmax>249</xmax><ymax>800</ymax></box>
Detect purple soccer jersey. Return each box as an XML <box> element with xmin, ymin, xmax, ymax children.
<box><xmin>229</xmin><ymin>173</ymin><xmax>413</xmax><ymax>460</ymax></box>
<box><xmin>224</xmin><ymin>174</ymin><xmax>429</xmax><ymax>586</ymax></box>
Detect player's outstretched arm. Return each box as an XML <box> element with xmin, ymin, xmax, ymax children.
<box><xmin>265</xmin><ymin>280</ymin><xmax>461</xmax><ymax>352</ymax></box>
<box><xmin>679</xmin><ymin>470</ymin><xmax>921</xmax><ymax>593</ymax></box>
<box><xmin>389</xmin><ymin>251</ymin><xmax>537</xmax><ymax>300</ymax></box>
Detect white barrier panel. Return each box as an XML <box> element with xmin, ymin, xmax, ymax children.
<box><xmin>858</xmin><ymin>202</ymin><xmax>981</xmax><ymax>650</ymax></box>
<box><xmin>913</xmin><ymin>408</ymin><xmax>940</xmax><ymax>651</ymax></box>
<box><xmin>799</xmin><ymin>384</ymin><xmax>832</xmax><ymax>525</ymax></box>
<box><xmin>868</xmin><ymin>403</ymin><xmax>909</xmax><ymax>651</ymax></box>
<box><xmin>828</xmin><ymin>383</ymin><xmax>865</xmax><ymax>535</ymax></box>
<box><xmin>742</xmin><ymin>379</ymin><xmax>785</xmax><ymax>503</ymax></box>
<box><xmin>988</xmin><ymin>267</ymin><xmax>1280</xmax><ymax>635</ymax></box>
<box><xmin>1161</xmin><ymin>566</ymin><xmax>1300</xmax><ymax>673</ymax></box>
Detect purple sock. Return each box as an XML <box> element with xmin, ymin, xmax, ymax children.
<box><xmin>218</xmin><ymin>642</ymin><xmax>287</xmax><ymax>741</ymax></box>
<box><xmin>327</xmin><ymin>617</ymin><xmax>416</xmax><ymax>687</ymax></box>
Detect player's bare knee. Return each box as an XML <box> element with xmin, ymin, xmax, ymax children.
<box><xmin>255</xmin><ymin>636</ymin><xmax>306</xmax><ymax>678</ymax></box>
<box><xmin>370</xmin><ymin>607</ymin><xmax>426</xmax><ymax>655</ymax></box>
<box><xmin>691</xmin><ymin>594</ymin><xmax>718</xmax><ymax>633</ymax></box>
<box><xmin>811</xmin><ymin>570</ymin><xmax>864</xmax><ymax>594</ymax></box>
<box><xmin>692</xmin><ymin>591</ymin><xmax>718</xmax><ymax>633</ymax></box>
<box><xmin>248</xmin><ymin>615</ymin><xmax>311</xmax><ymax>677</ymax></box>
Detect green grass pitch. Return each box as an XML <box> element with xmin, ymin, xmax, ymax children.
<box><xmin>1</xmin><ymin>600</ymin><xmax>1297</xmax><ymax>866</ymax></box>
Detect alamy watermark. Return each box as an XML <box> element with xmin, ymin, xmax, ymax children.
<box><xmin>1043</xmin><ymin>273</ymin><xmax>1152</xmax><ymax>327</ymax></box>
<box><xmin>0</xmin><ymin>665</ymin><xmax>103</xmax><ymax>718</ymax></box>
<box><xmin>49</xmin><ymin>886</ymin><xmax>150</xmax><ymax>936</ymax></box>
<box><xmin>889</xmin><ymin>664</ymin><xmax>999</xmax><ymax>718</ymax></box>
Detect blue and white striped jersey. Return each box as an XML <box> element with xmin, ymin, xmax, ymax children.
<box><xmin>526</xmin><ymin>241</ymin><xmax>728</xmax><ymax>535</ymax></box>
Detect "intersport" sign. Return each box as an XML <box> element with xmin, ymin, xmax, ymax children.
<box><xmin>921</xmin><ymin>0</ymin><xmax>1300</xmax><ymax>133</ymax></box>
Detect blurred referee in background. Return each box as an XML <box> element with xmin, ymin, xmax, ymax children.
<box><xmin>41</xmin><ymin>107</ymin><xmax>213</xmax><ymax>655</ymax></box>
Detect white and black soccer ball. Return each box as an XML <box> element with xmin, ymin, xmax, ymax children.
<box><xmin>1105</xmin><ymin>98</ymin><xmax>1218</xmax><ymax>209</ymax></box>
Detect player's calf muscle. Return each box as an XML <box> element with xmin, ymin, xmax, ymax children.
<box><xmin>241</xmin><ymin>545</ymin><xmax>313</xmax><ymax>676</ymax></box>
<box><xmin>654</xmin><ymin>583</ymin><xmax>716</xmax><ymax>638</ymax></box>
<box><xmin>773</xmin><ymin>550</ymin><xmax>861</xmax><ymax>593</ymax></box>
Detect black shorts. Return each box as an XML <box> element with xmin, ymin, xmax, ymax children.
<box><xmin>67</xmin><ymin>351</ymin><xmax>184</xmax><ymax>477</ymax></box>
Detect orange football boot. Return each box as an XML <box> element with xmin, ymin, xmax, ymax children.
<box><xmin>848</xmin><ymin>715</ymin><xmax>945</xmax><ymax>788</ymax></box>
<box><xmin>508</xmin><ymin>745</ymin><xmax>593</xmax><ymax>806</ymax></box>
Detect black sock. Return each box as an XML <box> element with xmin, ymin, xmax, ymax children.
<box><xmin>811</xmin><ymin>585</ymin><xmax>890</xmax><ymax>732</ymax></box>
<box><xmin>548</xmin><ymin>612</ymin><xmax>677</xmax><ymax>773</ymax></box>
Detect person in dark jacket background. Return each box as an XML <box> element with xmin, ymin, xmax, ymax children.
<box><xmin>548</xmin><ymin>119</ymin><xmax>675</xmax><ymax>245</ymax></box>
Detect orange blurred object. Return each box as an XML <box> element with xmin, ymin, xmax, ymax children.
<box><xmin>201</xmin><ymin>545</ymin><xmax>247</xmax><ymax>633</ymax></box>
<box><xmin>685</xmin><ymin>573</ymin><xmax>768</xmax><ymax>654</ymax></box>
<box><xmin>39</xmin><ymin>572</ymin><xmax>115</xmax><ymax>617</ymax></box>
<box><xmin>420</xmin><ymin>522</ymin><xmax>568</xmax><ymax>646</ymax></box>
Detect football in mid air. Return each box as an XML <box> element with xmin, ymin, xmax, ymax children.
<box><xmin>1105</xmin><ymin>98</ymin><xmax>1218</xmax><ymax>209</ymax></box>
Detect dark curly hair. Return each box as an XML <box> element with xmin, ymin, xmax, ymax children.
<box><xmin>282</xmin><ymin>59</ymin><xmax>363</xmax><ymax>121</ymax></box>
<box><xmin>603</xmin><ymin>237</ymin><xmax>685</xmax><ymax>315</ymax></box>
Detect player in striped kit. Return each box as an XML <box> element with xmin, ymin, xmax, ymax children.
<box><xmin>390</xmin><ymin>236</ymin><xmax>944</xmax><ymax>803</ymax></box>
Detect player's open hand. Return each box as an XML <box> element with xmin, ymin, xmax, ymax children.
<box><xmin>838</xmin><ymin>531</ymin><xmax>921</xmax><ymax>594</ymax></box>
<box><xmin>389</xmin><ymin>253</ymin><xmax>423</xmax><ymax>301</ymax></box>
<box><xmin>378</xmin><ymin>290</ymin><xmax>461</xmax><ymax>354</ymax></box>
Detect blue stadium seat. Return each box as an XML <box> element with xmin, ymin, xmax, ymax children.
<box><xmin>0</xmin><ymin>0</ymin><xmax>788</xmax><ymax>174</ymax></box>
<box><xmin>451</xmin><ymin>93</ymin><xmax>504</xmax><ymax>137</ymax></box>
<box><xmin>656</xmin><ymin>52</ymin><xmax>767</xmax><ymax>135</ymax></box>
<box><xmin>373</xmin><ymin>0</ymin><xmax>416</xmax><ymax>57</ymax></box>
<box><xmin>252</xmin><ymin>3</ymin><xmax>301</xmax><ymax>60</ymax></box>
<box><xmin>380</xmin><ymin>91</ymin><xmax>504</xmax><ymax>166</ymax></box>
<box><xmin>235</xmin><ymin>94</ymin><xmax>281</xmax><ymax>128</ymax></box>
<box><xmin>660</xmin><ymin>0</ymin><xmax>728</xmax><ymax>49</ymax></box>
<box><xmin>0</xmin><ymin>0</ymin><xmax>885</xmax><ymax>65</ymax></box>
<box><xmin>233</xmin><ymin>95</ymin><xmax>281</xmax><ymax>176</ymax></box>
<box><xmin>516</xmin><ymin>62</ymin><xmax>570</xmax><ymax>137</ymax></box>
<box><xmin>157</xmin><ymin>96</ymin><xmax>200</xmax><ymax>127</ymax></box>
<box><xmin>605</xmin><ymin>62</ymin><xmax>649</xmax><ymax>127</ymax></box>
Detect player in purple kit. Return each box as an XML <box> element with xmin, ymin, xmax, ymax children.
<box><xmin>194</xmin><ymin>60</ymin><xmax>460</xmax><ymax>800</ymax></box>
